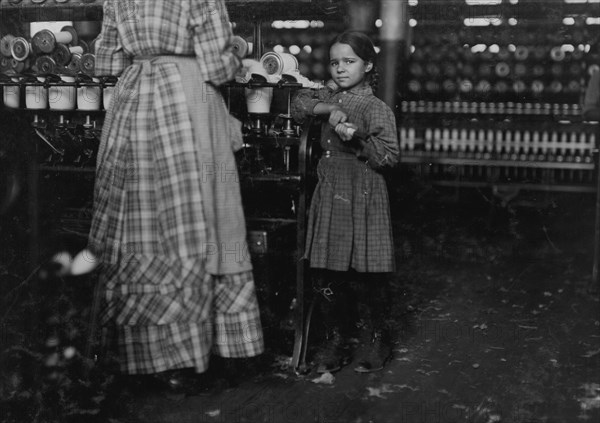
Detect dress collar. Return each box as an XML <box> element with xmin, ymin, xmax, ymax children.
<box><xmin>335</xmin><ymin>84</ymin><xmax>373</xmax><ymax>96</ymax></box>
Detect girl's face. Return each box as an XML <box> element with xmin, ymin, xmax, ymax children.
<box><xmin>329</xmin><ymin>42</ymin><xmax>373</xmax><ymax>90</ymax></box>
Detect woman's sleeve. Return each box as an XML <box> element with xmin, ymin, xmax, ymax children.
<box><xmin>353</xmin><ymin>102</ymin><xmax>400</xmax><ymax>170</ymax></box>
<box><xmin>189</xmin><ymin>0</ymin><xmax>241</xmax><ymax>86</ymax></box>
<box><xmin>291</xmin><ymin>88</ymin><xmax>330</xmax><ymax>124</ymax></box>
<box><xmin>94</xmin><ymin>1</ymin><xmax>132</xmax><ymax>76</ymax></box>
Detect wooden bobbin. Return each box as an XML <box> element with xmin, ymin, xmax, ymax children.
<box><xmin>80</xmin><ymin>53</ymin><xmax>96</xmax><ymax>76</ymax></box>
<box><xmin>35</xmin><ymin>55</ymin><xmax>57</xmax><ymax>74</ymax></box>
<box><xmin>10</xmin><ymin>37</ymin><xmax>31</xmax><ymax>62</ymax></box>
<box><xmin>0</xmin><ymin>35</ymin><xmax>15</xmax><ymax>57</ymax></box>
<box><xmin>32</xmin><ymin>26</ymin><xmax>78</xmax><ymax>54</ymax></box>
<box><xmin>67</xmin><ymin>53</ymin><xmax>82</xmax><ymax>73</ymax></box>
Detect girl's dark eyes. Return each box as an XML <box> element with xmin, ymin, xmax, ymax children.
<box><xmin>330</xmin><ymin>60</ymin><xmax>355</xmax><ymax>66</ymax></box>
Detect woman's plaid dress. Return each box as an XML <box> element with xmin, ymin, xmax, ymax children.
<box><xmin>292</xmin><ymin>84</ymin><xmax>399</xmax><ymax>273</ymax></box>
<box><xmin>88</xmin><ymin>0</ymin><xmax>263</xmax><ymax>375</ymax></box>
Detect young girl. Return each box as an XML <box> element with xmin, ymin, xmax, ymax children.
<box><xmin>292</xmin><ymin>31</ymin><xmax>399</xmax><ymax>373</ymax></box>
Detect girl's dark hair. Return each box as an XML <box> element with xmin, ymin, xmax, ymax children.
<box><xmin>329</xmin><ymin>30</ymin><xmax>379</xmax><ymax>91</ymax></box>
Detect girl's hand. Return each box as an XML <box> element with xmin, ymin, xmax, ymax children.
<box><xmin>328</xmin><ymin>105</ymin><xmax>348</xmax><ymax>127</ymax></box>
<box><xmin>325</xmin><ymin>79</ymin><xmax>339</xmax><ymax>91</ymax></box>
<box><xmin>335</xmin><ymin>122</ymin><xmax>357</xmax><ymax>141</ymax></box>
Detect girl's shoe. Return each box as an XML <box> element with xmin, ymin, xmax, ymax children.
<box><xmin>314</xmin><ymin>328</ymin><xmax>352</xmax><ymax>373</ymax></box>
<box><xmin>353</xmin><ymin>330</ymin><xmax>392</xmax><ymax>373</ymax></box>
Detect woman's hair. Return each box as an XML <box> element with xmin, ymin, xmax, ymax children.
<box><xmin>329</xmin><ymin>31</ymin><xmax>379</xmax><ymax>91</ymax></box>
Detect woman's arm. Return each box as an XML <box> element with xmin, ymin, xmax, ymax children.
<box><xmin>189</xmin><ymin>0</ymin><xmax>241</xmax><ymax>86</ymax></box>
<box><xmin>94</xmin><ymin>0</ymin><xmax>133</xmax><ymax>76</ymax></box>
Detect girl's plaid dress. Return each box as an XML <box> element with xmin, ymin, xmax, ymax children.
<box><xmin>292</xmin><ymin>84</ymin><xmax>399</xmax><ymax>273</ymax></box>
<box><xmin>88</xmin><ymin>0</ymin><xmax>263</xmax><ymax>375</ymax></box>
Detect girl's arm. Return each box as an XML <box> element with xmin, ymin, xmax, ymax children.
<box><xmin>343</xmin><ymin>103</ymin><xmax>400</xmax><ymax>170</ymax></box>
<box><xmin>291</xmin><ymin>88</ymin><xmax>340</xmax><ymax>124</ymax></box>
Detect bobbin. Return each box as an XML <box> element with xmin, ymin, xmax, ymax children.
<box><xmin>32</xmin><ymin>26</ymin><xmax>78</xmax><ymax>54</ymax></box>
<box><xmin>35</xmin><ymin>55</ymin><xmax>57</xmax><ymax>74</ymax></box>
<box><xmin>260</xmin><ymin>52</ymin><xmax>298</xmax><ymax>76</ymax></box>
<box><xmin>0</xmin><ymin>35</ymin><xmax>15</xmax><ymax>57</ymax></box>
<box><xmin>80</xmin><ymin>53</ymin><xmax>96</xmax><ymax>76</ymax></box>
<box><xmin>10</xmin><ymin>37</ymin><xmax>32</xmax><ymax>62</ymax></box>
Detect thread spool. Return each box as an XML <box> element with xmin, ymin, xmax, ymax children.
<box><xmin>407</xmin><ymin>79</ymin><xmax>422</xmax><ymax>95</ymax></box>
<box><xmin>103</xmin><ymin>77</ymin><xmax>118</xmax><ymax>110</ymax></box>
<box><xmin>514</xmin><ymin>46</ymin><xmax>529</xmax><ymax>61</ymax></box>
<box><xmin>0</xmin><ymin>57</ymin><xmax>11</xmax><ymax>73</ymax></box>
<box><xmin>78</xmin><ymin>40</ymin><xmax>90</xmax><ymax>54</ymax></box>
<box><xmin>260</xmin><ymin>52</ymin><xmax>298</xmax><ymax>76</ymax></box>
<box><xmin>495</xmin><ymin>62</ymin><xmax>510</xmax><ymax>78</ymax></box>
<box><xmin>459</xmin><ymin>79</ymin><xmax>473</xmax><ymax>95</ymax></box>
<box><xmin>10</xmin><ymin>58</ymin><xmax>26</xmax><ymax>73</ymax></box>
<box><xmin>0</xmin><ymin>35</ymin><xmax>15</xmax><ymax>57</ymax></box>
<box><xmin>475</xmin><ymin>80</ymin><xmax>491</xmax><ymax>96</ymax></box>
<box><xmin>77</xmin><ymin>76</ymin><xmax>101</xmax><ymax>111</ymax></box>
<box><xmin>231</xmin><ymin>35</ymin><xmax>249</xmax><ymax>58</ymax></box>
<box><xmin>49</xmin><ymin>74</ymin><xmax>77</xmax><ymax>111</ymax></box>
<box><xmin>512</xmin><ymin>80</ymin><xmax>526</xmax><ymax>95</ymax></box>
<box><xmin>531</xmin><ymin>80</ymin><xmax>544</xmax><ymax>95</ymax></box>
<box><xmin>10</xmin><ymin>37</ymin><xmax>32</xmax><ymax>62</ymax></box>
<box><xmin>32</xmin><ymin>26</ymin><xmax>78</xmax><ymax>54</ymax></box>
<box><xmin>52</xmin><ymin>44</ymin><xmax>72</xmax><ymax>66</ymax></box>
<box><xmin>25</xmin><ymin>76</ymin><xmax>48</xmax><ymax>110</ymax></box>
<box><xmin>245</xmin><ymin>86</ymin><xmax>273</xmax><ymax>114</ymax></box>
<box><xmin>3</xmin><ymin>77</ymin><xmax>22</xmax><ymax>109</ymax></box>
<box><xmin>549</xmin><ymin>80</ymin><xmax>563</xmax><ymax>94</ymax></box>
<box><xmin>35</xmin><ymin>55</ymin><xmax>57</xmax><ymax>74</ymax></box>
<box><xmin>550</xmin><ymin>47</ymin><xmax>565</xmax><ymax>62</ymax></box>
<box><xmin>67</xmin><ymin>53</ymin><xmax>82</xmax><ymax>73</ymax></box>
<box><xmin>80</xmin><ymin>53</ymin><xmax>96</xmax><ymax>76</ymax></box>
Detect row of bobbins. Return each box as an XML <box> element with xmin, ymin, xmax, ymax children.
<box><xmin>1</xmin><ymin>26</ymin><xmax>95</xmax><ymax>76</ymax></box>
<box><xmin>1</xmin><ymin>74</ymin><xmax>117</xmax><ymax>111</ymax></box>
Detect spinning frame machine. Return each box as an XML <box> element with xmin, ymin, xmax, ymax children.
<box><xmin>1</xmin><ymin>0</ymin><xmax>599</xmax><ymax>370</ymax></box>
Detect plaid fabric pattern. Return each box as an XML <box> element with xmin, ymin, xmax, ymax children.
<box><xmin>90</xmin><ymin>1</ymin><xmax>262</xmax><ymax>374</ymax></box>
<box><xmin>292</xmin><ymin>85</ymin><xmax>398</xmax><ymax>273</ymax></box>
<box><xmin>110</xmin><ymin>270</ymin><xmax>262</xmax><ymax>374</ymax></box>
<box><xmin>95</xmin><ymin>1</ymin><xmax>240</xmax><ymax>84</ymax></box>
<box><xmin>291</xmin><ymin>85</ymin><xmax>399</xmax><ymax>170</ymax></box>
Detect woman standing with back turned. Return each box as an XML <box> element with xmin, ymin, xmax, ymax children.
<box><xmin>89</xmin><ymin>0</ymin><xmax>263</xmax><ymax>387</ymax></box>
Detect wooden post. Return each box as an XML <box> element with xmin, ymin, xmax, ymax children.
<box><xmin>378</xmin><ymin>0</ymin><xmax>409</xmax><ymax>112</ymax></box>
<box><xmin>345</xmin><ymin>0</ymin><xmax>378</xmax><ymax>32</ymax></box>
<box><xmin>593</xmin><ymin>124</ymin><xmax>600</xmax><ymax>288</ymax></box>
